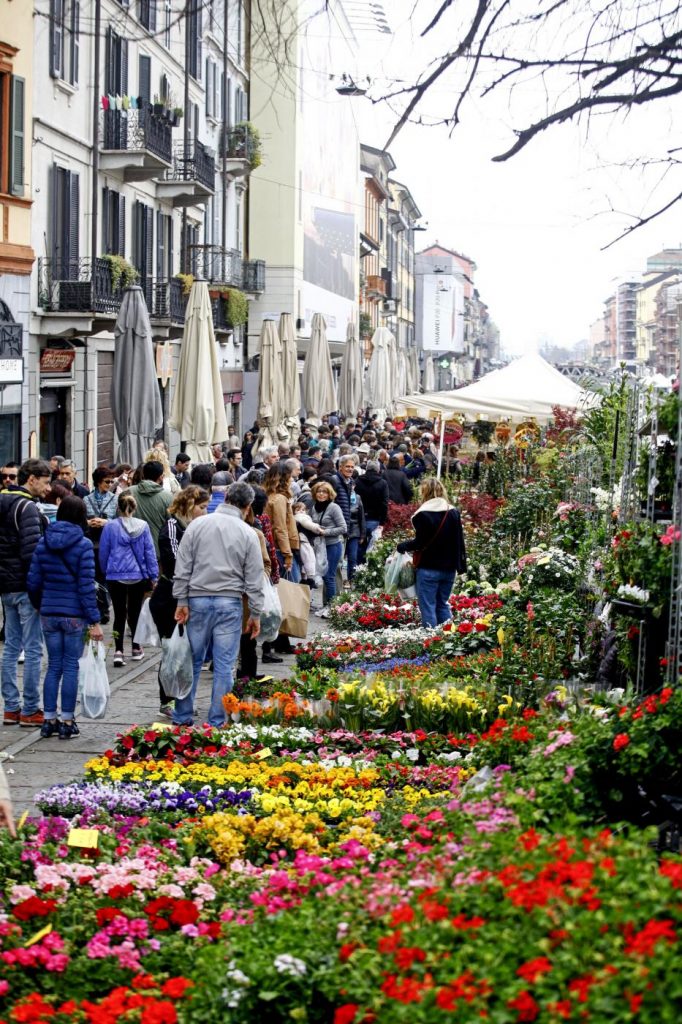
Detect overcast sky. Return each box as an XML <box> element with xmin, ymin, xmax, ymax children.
<box><xmin>344</xmin><ymin>1</ymin><xmax>682</xmax><ymax>356</ymax></box>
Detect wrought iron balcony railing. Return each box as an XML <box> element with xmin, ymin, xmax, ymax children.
<box><xmin>165</xmin><ymin>140</ymin><xmax>216</xmax><ymax>191</ymax></box>
<box><xmin>0</xmin><ymin>321</ymin><xmax>22</xmax><ymax>358</ymax></box>
<box><xmin>222</xmin><ymin>125</ymin><xmax>258</xmax><ymax>164</ymax></box>
<box><xmin>242</xmin><ymin>259</ymin><xmax>265</xmax><ymax>293</ymax></box>
<box><xmin>101</xmin><ymin>108</ymin><xmax>173</xmax><ymax>165</ymax></box>
<box><xmin>167</xmin><ymin>278</ymin><xmax>231</xmax><ymax>333</ymax></box>
<box><xmin>38</xmin><ymin>258</ymin><xmax>125</xmax><ymax>316</ymax></box>
<box><xmin>187</xmin><ymin>244</ymin><xmax>243</xmax><ymax>287</ymax></box>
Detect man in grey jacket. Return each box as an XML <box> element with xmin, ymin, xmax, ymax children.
<box><xmin>172</xmin><ymin>481</ymin><xmax>264</xmax><ymax>727</ymax></box>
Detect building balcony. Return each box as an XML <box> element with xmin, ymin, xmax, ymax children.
<box><xmin>37</xmin><ymin>258</ymin><xmax>126</xmax><ymax>318</ymax></box>
<box><xmin>243</xmin><ymin>259</ymin><xmax>265</xmax><ymax>294</ymax></box>
<box><xmin>221</xmin><ymin>124</ymin><xmax>261</xmax><ymax>177</ymax></box>
<box><xmin>188</xmin><ymin>244</ymin><xmax>243</xmax><ymax>287</ymax></box>
<box><xmin>186</xmin><ymin>246</ymin><xmax>266</xmax><ymax>295</ymax></box>
<box><xmin>166</xmin><ymin>277</ymin><xmax>232</xmax><ymax>335</ymax></box>
<box><xmin>100</xmin><ymin>108</ymin><xmax>173</xmax><ymax>181</ymax></box>
<box><xmin>366</xmin><ymin>274</ymin><xmax>387</xmax><ymax>297</ymax></box>
<box><xmin>157</xmin><ymin>141</ymin><xmax>216</xmax><ymax>206</ymax></box>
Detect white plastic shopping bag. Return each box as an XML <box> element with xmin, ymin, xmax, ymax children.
<box><xmin>133</xmin><ymin>597</ymin><xmax>161</xmax><ymax>647</ymax></box>
<box><xmin>80</xmin><ymin>640</ymin><xmax>110</xmax><ymax>720</ymax></box>
<box><xmin>260</xmin><ymin>578</ymin><xmax>283</xmax><ymax>643</ymax></box>
<box><xmin>158</xmin><ymin>624</ymin><xmax>194</xmax><ymax>700</ymax></box>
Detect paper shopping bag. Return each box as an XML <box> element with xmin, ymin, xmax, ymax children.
<box><xmin>277</xmin><ymin>577</ymin><xmax>311</xmax><ymax>638</ymax></box>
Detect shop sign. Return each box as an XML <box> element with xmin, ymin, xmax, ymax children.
<box><xmin>0</xmin><ymin>358</ymin><xmax>23</xmax><ymax>384</ymax></box>
<box><xmin>40</xmin><ymin>348</ymin><xmax>76</xmax><ymax>373</ymax></box>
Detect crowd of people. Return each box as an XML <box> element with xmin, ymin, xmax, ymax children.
<box><xmin>0</xmin><ymin>410</ymin><xmax>462</xmax><ymax>741</ymax></box>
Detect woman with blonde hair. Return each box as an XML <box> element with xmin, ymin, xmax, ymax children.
<box><xmin>396</xmin><ymin>477</ymin><xmax>466</xmax><ymax>628</ymax></box>
<box><xmin>309</xmin><ymin>479</ymin><xmax>347</xmax><ymax>614</ymax></box>
<box><xmin>99</xmin><ymin>492</ymin><xmax>158</xmax><ymax>666</ymax></box>
<box><xmin>263</xmin><ymin>463</ymin><xmax>300</xmax><ymax>582</ymax></box>
<box><xmin>150</xmin><ymin>484</ymin><xmax>209</xmax><ymax>716</ymax></box>
<box><xmin>144</xmin><ymin>448</ymin><xmax>180</xmax><ymax>495</ymax></box>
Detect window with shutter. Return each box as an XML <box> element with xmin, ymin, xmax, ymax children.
<box><xmin>69</xmin><ymin>173</ymin><xmax>80</xmax><ymax>268</ymax></box>
<box><xmin>70</xmin><ymin>1</ymin><xmax>79</xmax><ymax>85</ymax></box>
<box><xmin>50</xmin><ymin>0</ymin><xmax>64</xmax><ymax>79</ymax></box>
<box><xmin>9</xmin><ymin>77</ymin><xmax>24</xmax><ymax>197</ymax></box>
<box><xmin>50</xmin><ymin>1</ymin><xmax>79</xmax><ymax>85</ymax></box>
<box><xmin>138</xmin><ymin>54</ymin><xmax>151</xmax><ymax>107</ymax></box>
<box><xmin>205</xmin><ymin>59</ymin><xmax>211</xmax><ymax>117</ymax></box>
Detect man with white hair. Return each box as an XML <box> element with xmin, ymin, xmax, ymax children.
<box><xmin>173</xmin><ymin>481</ymin><xmax>264</xmax><ymax>728</ymax></box>
<box><xmin>252</xmin><ymin>445</ymin><xmax>279</xmax><ymax>472</ymax></box>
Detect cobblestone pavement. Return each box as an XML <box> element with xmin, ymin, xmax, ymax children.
<box><xmin>0</xmin><ymin>614</ymin><xmax>317</xmax><ymax>814</ymax></box>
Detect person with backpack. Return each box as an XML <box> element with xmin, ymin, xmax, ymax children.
<box><xmin>99</xmin><ymin>492</ymin><xmax>158</xmax><ymax>667</ymax></box>
<box><xmin>0</xmin><ymin>458</ymin><xmax>52</xmax><ymax>727</ymax></box>
<box><xmin>27</xmin><ymin>496</ymin><xmax>103</xmax><ymax>739</ymax></box>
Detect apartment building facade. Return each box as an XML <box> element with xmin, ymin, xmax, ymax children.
<box><xmin>248</xmin><ymin>0</ymin><xmax>359</xmax><ymax>364</ymax></box>
<box><xmin>0</xmin><ymin>0</ymin><xmax>34</xmax><ymax>460</ymax></box>
<box><xmin>17</xmin><ymin>0</ymin><xmax>262</xmax><ymax>474</ymax></box>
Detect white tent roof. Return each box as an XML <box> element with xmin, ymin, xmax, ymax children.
<box><xmin>398</xmin><ymin>353</ymin><xmax>597</xmax><ymax>423</ymax></box>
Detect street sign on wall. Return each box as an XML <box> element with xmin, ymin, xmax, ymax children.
<box><xmin>0</xmin><ymin>358</ymin><xmax>23</xmax><ymax>384</ymax></box>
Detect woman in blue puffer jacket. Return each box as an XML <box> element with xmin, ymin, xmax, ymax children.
<box><xmin>99</xmin><ymin>492</ymin><xmax>158</xmax><ymax>668</ymax></box>
<box><xmin>27</xmin><ymin>496</ymin><xmax>104</xmax><ymax>740</ymax></box>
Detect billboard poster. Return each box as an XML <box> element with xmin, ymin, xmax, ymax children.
<box><xmin>420</xmin><ymin>275</ymin><xmax>464</xmax><ymax>352</ymax></box>
<box><xmin>300</xmin><ymin>1</ymin><xmax>358</xmax><ymax>343</ymax></box>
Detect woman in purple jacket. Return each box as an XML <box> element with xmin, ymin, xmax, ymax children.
<box><xmin>27</xmin><ymin>496</ymin><xmax>103</xmax><ymax>739</ymax></box>
<box><xmin>99</xmin><ymin>492</ymin><xmax>158</xmax><ymax>667</ymax></box>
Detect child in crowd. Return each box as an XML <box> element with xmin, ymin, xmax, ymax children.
<box><xmin>293</xmin><ymin>501</ymin><xmax>321</xmax><ymax>586</ymax></box>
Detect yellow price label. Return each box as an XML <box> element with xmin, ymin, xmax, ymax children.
<box><xmin>67</xmin><ymin>828</ymin><xmax>99</xmax><ymax>850</ymax></box>
<box><xmin>25</xmin><ymin>924</ymin><xmax>52</xmax><ymax>948</ymax></box>
<box><xmin>497</xmin><ymin>628</ymin><xmax>505</xmax><ymax>646</ymax></box>
<box><xmin>16</xmin><ymin>809</ymin><xmax>28</xmax><ymax>831</ymax></box>
<box><xmin>255</xmin><ymin>747</ymin><xmax>272</xmax><ymax>760</ymax></box>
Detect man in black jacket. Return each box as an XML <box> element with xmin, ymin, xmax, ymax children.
<box><xmin>0</xmin><ymin>459</ymin><xmax>52</xmax><ymax>726</ymax></box>
<box><xmin>355</xmin><ymin>459</ymin><xmax>389</xmax><ymax>559</ymax></box>
<box><xmin>385</xmin><ymin>456</ymin><xmax>414</xmax><ymax>505</ymax></box>
<box><xmin>58</xmin><ymin>460</ymin><xmax>89</xmax><ymax>498</ymax></box>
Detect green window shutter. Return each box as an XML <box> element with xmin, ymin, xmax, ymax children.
<box><xmin>10</xmin><ymin>76</ymin><xmax>25</xmax><ymax>197</ymax></box>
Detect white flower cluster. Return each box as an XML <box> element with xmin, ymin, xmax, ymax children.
<box><xmin>616</xmin><ymin>583</ymin><xmax>650</xmax><ymax>604</ymax></box>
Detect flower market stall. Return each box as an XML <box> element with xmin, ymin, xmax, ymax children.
<box><xmin>2</xmin><ymin>382</ymin><xmax>682</xmax><ymax>1023</ymax></box>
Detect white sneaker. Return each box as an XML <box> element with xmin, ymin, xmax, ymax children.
<box><xmin>316</xmin><ymin>607</ymin><xmax>330</xmax><ymax>618</ymax></box>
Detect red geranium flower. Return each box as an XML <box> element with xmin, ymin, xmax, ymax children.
<box><xmin>508</xmin><ymin>990</ymin><xmax>540</xmax><ymax>1021</ymax></box>
<box><xmin>613</xmin><ymin>733</ymin><xmax>630</xmax><ymax>751</ymax></box>
<box><xmin>334</xmin><ymin>1006</ymin><xmax>359</xmax><ymax>1024</ymax></box>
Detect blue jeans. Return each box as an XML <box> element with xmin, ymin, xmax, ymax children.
<box><xmin>1</xmin><ymin>592</ymin><xmax>43</xmax><ymax>714</ymax></box>
<box><xmin>416</xmin><ymin>568</ymin><xmax>456</xmax><ymax>628</ymax></box>
<box><xmin>323</xmin><ymin>542</ymin><xmax>343</xmax><ymax>604</ymax></box>
<box><xmin>41</xmin><ymin>617</ymin><xmax>87</xmax><ymax>719</ymax></box>
<box><xmin>346</xmin><ymin>537</ymin><xmax>360</xmax><ymax>581</ymax></box>
<box><xmin>172</xmin><ymin>596</ymin><xmax>242</xmax><ymax>727</ymax></box>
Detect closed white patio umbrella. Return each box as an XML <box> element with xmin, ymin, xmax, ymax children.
<box><xmin>302</xmin><ymin>312</ymin><xmax>336</xmax><ymax>428</ymax></box>
<box><xmin>407</xmin><ymin>348</ymin><xmax>420</xmax><ymax>396</ymax></box>
<box><xmin>169</xmin><ymin>281</ymin><xmax>228</xmax><ymax>463</ymax></box>
<box><xmin>254</xmin><ymin>319</ymin><xmax>284</xmax><ymax>450</ymax></box>
<box><xmin>423</xmin><ymin>353</ymin><xmax>435</xmax><ymax>392</ymax></box>
<box><xmin>279</xmin><ymin>312</ymin><xmax>300</xmax><ymax>442</ymax></box>
<box><xmin>111</xmin><ymin>286</ymin><xmax>163</xmax><ymax>466</ymax></box>
<box><xmin>338</xmin><ymin>321</ymin><xmax>363</xmax><ymax>421</ymax></box>
<box><xmin>366</xmin><ymin>326</ymin><xmax>395</xmax><ymax>421</ymax></box>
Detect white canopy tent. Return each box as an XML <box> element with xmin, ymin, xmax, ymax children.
<box><xmin>398</xmin><ymin>353</ymin><xmax>597</xmax><ymax>425</ymax></box>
